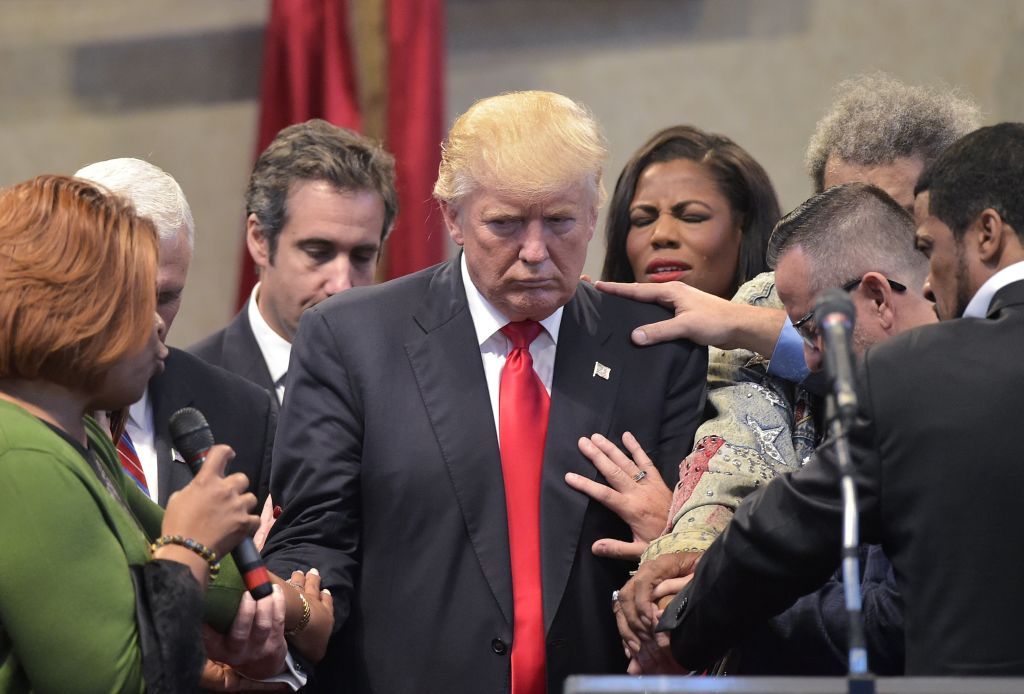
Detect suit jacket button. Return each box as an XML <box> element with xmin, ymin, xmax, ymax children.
<box><xmin>491</xmin><ymin>638</ymin><xmax>508</xmax><ymax>655</ymax></box>
<box><xmin>675</xmin><ymin>596</ymin><xmax>688</xmax><ymax>619</ymax></box>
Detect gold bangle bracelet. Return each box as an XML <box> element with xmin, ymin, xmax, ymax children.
<box><xmin>285</xmin><ymin>592</ymin><xmax>311</xmax><ymax>637</ymax></box>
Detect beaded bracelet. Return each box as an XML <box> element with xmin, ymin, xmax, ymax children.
<box><xmin>151</xmin><ymin>535</ymin><xmax>220</xmax><ymax>581</ymax></box>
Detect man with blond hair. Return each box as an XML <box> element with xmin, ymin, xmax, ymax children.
<box><xmin>263</xmin><ymin>91</ymin><xmax>707</xmax><ymax>692</ymax></box>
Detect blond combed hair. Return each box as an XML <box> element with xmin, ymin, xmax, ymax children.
<box><xmin>434</xmin><ymin>91</ymin><xmax>607</xmax><ymax>209</ymax></box>
<box><xmin>0</xmin><ymin>175</ymin><xmax>158</xmax><ymax>391</ymax></box>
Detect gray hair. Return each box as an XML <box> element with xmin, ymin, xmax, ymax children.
<box><xmin>768</xmin><ymin>182</ymin><xmax>928</xmax><ymax>297</ymax></box>
<box><xmin>805</xmin><ymin>72</ymin><xmax>982</xmax><ymax>192</ymax></box>
<box><xmin>74</xmin><ymin>158</ymin><xmax>195</xmax><ymax>248</ymax></box>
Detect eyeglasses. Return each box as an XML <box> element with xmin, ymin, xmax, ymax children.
<box><xmin>792</xmin><ymin>277</ymin><xmax>908</xmax><ymax>349</ymax></box>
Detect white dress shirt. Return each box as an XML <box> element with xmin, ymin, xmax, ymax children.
<box><xmin>247</xmin><ymin>282</ymin><xmax>292</xmax><ymax>403</ymax></box>
<box><xmin>460</xmin><ymin>254</ymin><xmax>562</xmax><ymax>441</ymax></box>
<box><xmin>124</xmin><ymin>390</ymin><xmax>160</xmax><ymax>502</ymax></box>
<box><xmin>963</xmin><ymin>260</ymin><xmax>1024</xmax><ymax>318</ymax></box>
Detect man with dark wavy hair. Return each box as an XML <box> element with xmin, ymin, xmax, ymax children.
<box><xmin>190</xmin><ymin>119</ymin><xmax>397</xmax><ymax>404</ymax></box>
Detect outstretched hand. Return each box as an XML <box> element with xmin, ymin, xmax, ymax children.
<box><xmin>567</xmin><ymin>432</ymin><xmax>672</xmax><ymax>560</ymax></box>
<box><xmin>594</xmin><ymin>280</ymin><xmax>786</xmax><ymax>355</ymax></box>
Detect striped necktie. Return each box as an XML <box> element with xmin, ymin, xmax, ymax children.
<box><xmin>116</xmin><ymin>430</ymin><xmax>149</xmax><ymax>496</ymax></box>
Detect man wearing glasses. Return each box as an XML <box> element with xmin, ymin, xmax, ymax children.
<box><xmin>613</xmin><ymin>182</ymin><xmax>935</xmax><ymax>675</ymax></box>
<box><xmin>775</xmin><ymin>184</ymin><xmax>937</xmax><ymax>376</ymax></box>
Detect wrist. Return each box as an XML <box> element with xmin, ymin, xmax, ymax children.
<box><xmin>284</xmin><ymin>583</ymin><xmax>311</xmax><ymax>637</ymax></box>
<box><xmin>730</xmin><ymin>305</ymin><xmax>786</xmax><ymax>355</ymax></box>
<box><xmin>151</xmin><ymin>535</ymin><xmax>221</xmax><ymax>584</ymax></box>
<box><xmin>153</xmin><ymin>544</ymin><xmax>209</xmax><ymax>586</ymax></box>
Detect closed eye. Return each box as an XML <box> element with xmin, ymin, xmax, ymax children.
<box><xmin>301</xmin><ymin>242</ymin><xmax>335</xmax><ymax>263</ymax></box>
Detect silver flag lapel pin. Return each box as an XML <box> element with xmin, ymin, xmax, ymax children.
<box><xmin>593</xmin><ymin>362</ymin><xmax>611</xmax><ymax>380</ymax></box>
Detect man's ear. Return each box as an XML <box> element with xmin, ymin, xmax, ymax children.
<box><xmin>246</xmin><ymin>214</ymin><xmax>271</xmax><ymax>268</ymax></box>
<box><xmin>859</xmin><ymin>272</ymin><xmax>896</xmax><ymax>331</ymax></box>
<box><xmin>975</xmin><ymin>208</ymin><xmax>1008</xmax><ymax>264</ymax></box>
<box><xmin>440</xmin><ymin>201</ymin><xmax>465</xmax><ymax>246</ymax></box>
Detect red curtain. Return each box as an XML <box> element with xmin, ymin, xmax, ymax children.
<box><xmin>383</xmin><ymin>0</ymin><xmax>446</xmax><ymax>280</ymax></box>
<box><xmin>237</xmin><ymin>0</ymin><xmax>446</xmax><ymax>309</ymax></box>
<box><xmin>237</xmin><ymin>0</ymin><xmax>362</xmax><ymax>309</ymax></box>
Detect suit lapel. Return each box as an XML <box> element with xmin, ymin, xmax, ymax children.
<box><xmin>225</xmin><ymin>305</ymin><xmax>276</xmax><ymax>394</ymax></box>
<box><xmin>539</xmin><ymin>284</ymin><xmax>622</xmax><ymax>631</ymax></box>
<box><xmin>405</xmin><ymin>259</ymin><xmax>514</xmax><ymax>625</ymax></box>
<box><xmin>149</xmin><ymin>348</ymin><xmax>198</xmax><ymax>506</ymax></box>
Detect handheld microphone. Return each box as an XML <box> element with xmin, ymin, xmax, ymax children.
<box><xmin>169</xmin><ymin>407</ymin><xmax>273</xmax><ymax>600</ymax></box>
<box><xmin>814</xmin><ymin>288</ymin><xmax>859</xmax><ymax>427</ymax></box>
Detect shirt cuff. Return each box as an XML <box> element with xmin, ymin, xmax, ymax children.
<box><xmin>766</xmin><ymin>320</ymin><xmax>810</xmax><ymax>384</ymax></box>
<box><xmin>244</xmin><ymin>651</ymin><xmax>308</xmax><ymax>690</ymax></box>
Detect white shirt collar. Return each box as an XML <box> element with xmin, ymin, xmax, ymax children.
<box><xmin>247</xmin><ymin>282</ymin><xmax>292</xmax><ymax>386</ymax></box>
<box><xmin>962</xmin><ymin>260</ymin><xmax>1024</xmax><ymax>318</ymax></box>
<box><xmin>460</xmin><ymin>252</ymin><xmax>562</xmax><ymax>345</ymax></box>
<box><xmin>127</xmin><ymin>388</ymin><xmax>152</xmax><ymax>433</ymax></box>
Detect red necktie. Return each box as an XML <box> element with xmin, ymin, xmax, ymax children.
<box><xmin>116</xmin><ymin>430</ymin><xmax>149</xmax><ymax>496</ymax></box>
<box><xmin>499</xmin><ymin>320</ymin><xmax>550</xmax><ymax>694</ymax></box>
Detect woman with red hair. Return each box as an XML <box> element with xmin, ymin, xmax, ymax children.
<box><xmin>0</xmin><ymin>176</ymin><xmax>328</xmax><ymax>692</ymax></box>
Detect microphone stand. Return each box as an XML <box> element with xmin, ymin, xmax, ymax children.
<box><xmin>825</xmin><ymin>395</ymin><xmax>875</xmax><ymax>694</ymax></box>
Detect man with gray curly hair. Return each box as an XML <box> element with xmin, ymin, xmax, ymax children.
<box><xmin>806</xmin><ymin>72</ymin><xmax>981</xmax><ymax>210</ymax></box>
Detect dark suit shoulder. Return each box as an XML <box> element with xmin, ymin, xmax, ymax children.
<box><xmin>313</xmin><ymin>261</ymin><xmax>444</xmax><ymax>318</ymax></box>
<box><xmin>576</xmin><ymin>280</ymin><xmax>675</xmax><ymax>328</ymax></box>
<box><xmin>158</xmin><ymin>347</ymin><xmax>276</xmax><ymax>504</ymax></box>
<box><xmin>163</xmin><ymin>347</ymin><xmax>273</xmax><ymax>413</ymax></box>
<box><xmin>188</xmin><ymin>325</ymin><xmax>229</xmax><ymax>363</ymax></box>
<box><xmin>864</xmin><ymin>311</ymin><xmax>987</xmax><ymax>375</ymax></box>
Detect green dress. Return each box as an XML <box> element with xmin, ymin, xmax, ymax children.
<box><xmin>0</xmin><ymin>398</ymin><xmax>244</xmax><ymax>693</ymax></box>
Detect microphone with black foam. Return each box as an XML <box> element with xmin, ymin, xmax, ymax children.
<box><xmin>169</xmin><ymin>407</ymin><xmax>273</xmax><ymax>600</ymax></box>
<box><xmin>814</xmin><ymin>288</ymin><xmax>859</xmax><ymax>427</ymax></box>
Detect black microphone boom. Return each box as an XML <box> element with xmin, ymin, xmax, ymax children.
<box><xmin>168</xmin><ymin>407</ymin><xmax>273</xmax><ymax>600</ymax></box>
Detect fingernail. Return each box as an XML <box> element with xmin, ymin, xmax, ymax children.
<box><xmin>632</xmin><ymin>328</ymin><xmax>648</xmax><ymax>345</ymax></box>
<box><xmin>309</xmin><ymin>567</ymin><xmax>320</xmax><ymax>576</ymax></box>
<box><xmin>624</xmin><ymin>646</ymin><xmax>632</xmax><ymax>659</ymax></box>
<box><xmin>272</xmin><ymin>584</ymin><xmax>281</xmax><ymax>595</ymax></box>
<box><xmin>322</xmin><ymin>588</ymin><xmax>331</xmax><ymax>595</ymax></box>
<box><xmin>273</xmin><ymin>505</ymin><xmax>282</xmax><ymax>518</ymax></box>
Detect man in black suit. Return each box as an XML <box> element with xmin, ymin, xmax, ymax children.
<box><xmin>656</xmin><ymin>123</ymin><xmax>1024</xmax><ymax>675</ymax></box>
<box><xmin>75</xmin><ymin>158</ymin><xmax>276</xmax><ymax>507</ymax></box>
<box><xmin>262</xmin><ymin>91</ymin><xmax>708</xmax><ymax>693</ymax></box>
<box><xmin>189</xmin><ymin>120</ymin><xmax>398</xmax><ymax>404</ymax></box>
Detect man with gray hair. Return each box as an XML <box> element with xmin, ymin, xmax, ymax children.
<box><xmin>807</xmin><ymin>72</ymin><xmax>981</xmax><ymax>210</ymax></box>
<box><xmin>190</xmin><ymin>119</ymin><xmax>397</xmax><ymax>404</ymax></box>
<box><xmin>75</xmin><ymin>158</ymin><xmax>276</xmax><ymax>509</ymax></box>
